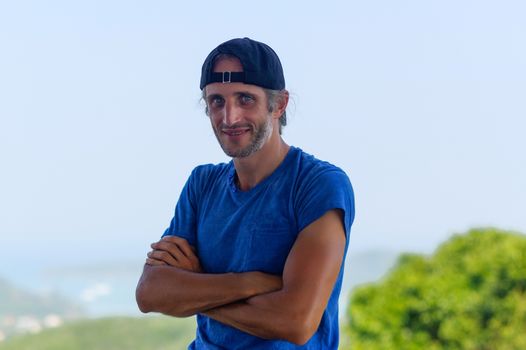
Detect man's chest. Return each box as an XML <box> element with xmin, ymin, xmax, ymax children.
<box><xmin>196</xmin><ymin>187</ymin><xmax>298</xmax><ymax>275</ymax></box>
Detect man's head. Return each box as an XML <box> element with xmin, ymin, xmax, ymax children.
<box><xmin>200</xmin><ymin>38</ymin><xmax>289</xmax><ymax>136</ymax></box>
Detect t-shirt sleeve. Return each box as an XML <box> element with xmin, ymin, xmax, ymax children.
<box><xmin>295</xmin><ymin>167</ymin><xmax>355</xmax><ymax>239</ymax></box>
<box><xmin>161</xmin><ymin>168</ymin><xmax>200</xmax><ymax>246</ymax></box>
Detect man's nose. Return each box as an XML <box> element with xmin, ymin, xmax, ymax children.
<box><xmin>223</xmin><ymin>102</ymin><xmax>242</xmax><ymax>126</ymax></box>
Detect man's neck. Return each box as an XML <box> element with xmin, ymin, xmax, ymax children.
<box><xmin>233</xmin><ymin>137</ymin><xmax>290</xmax><ymax>191</ymax></box>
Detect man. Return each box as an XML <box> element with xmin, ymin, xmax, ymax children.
<box><xmin>136</xmin><ymin>37</ymin><xmax>355</xmax><ymax>349</ymax></box>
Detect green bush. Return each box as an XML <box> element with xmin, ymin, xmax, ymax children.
<box><xmin>346</xmin><ymin>228</ymin><xmax>526</xmax><ymax>350</ymax></box>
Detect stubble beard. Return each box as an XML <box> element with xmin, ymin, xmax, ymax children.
<box><xmin>214</xmin><ymin>115</ymin><xmax>273</xmax><ymax>158</ymax></box>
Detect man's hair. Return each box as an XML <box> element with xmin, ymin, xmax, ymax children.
<box><xmin>264</xmin><ymin>88</ymin><xmax>287</xmax><ymax>135</ymax></box>
<box><xmin>202</xmin><ymin>53</ymin><xmax>288</xmax><ymax>134</ymax></box>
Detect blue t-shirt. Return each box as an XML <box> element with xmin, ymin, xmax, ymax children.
<box><xmin>163</xmin><ymin>146</ymin><xmax>355</xmax><ymax>349</ymax></box>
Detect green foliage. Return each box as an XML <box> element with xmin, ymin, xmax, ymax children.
<box><xmin>0</xmin><ymin>316</ymin><xmax>196</xmax><ymax>350</ymax></box>
<box><xmin>346</xmin><ymin>228</ymin><xmax>526</xmax><ymax>350</ymax></box>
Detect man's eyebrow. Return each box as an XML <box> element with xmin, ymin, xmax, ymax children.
<box><xmin>205</xmin><ymin>93</ymin><xmax>223</xmax><ymax>100</ymax></box>
<box><xmin>206</xmin><ymin>91</ymin><xmax>256</xmax><ymax>99</ymax></box>
<box><xmin>233</xmin><ymin>91</ymin><xmax>257</xmax><ymax>97</ymax></box>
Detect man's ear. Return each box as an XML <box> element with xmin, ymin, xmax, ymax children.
<box><xmin>273</xmin><ymin>90</ymin><xmax>289</xmax><ymax>119</ymax></box>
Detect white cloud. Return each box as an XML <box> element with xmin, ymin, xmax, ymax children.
<box><xmin>80</xmin><ymin>282</ymin><xmax>112</xmax><ymax>303</ymax></box>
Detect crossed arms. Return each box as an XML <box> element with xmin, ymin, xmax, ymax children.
<box><xmin>135</xmin><ymin>209</ymin><xmax>346</xmax><ymax>345</ymax></box>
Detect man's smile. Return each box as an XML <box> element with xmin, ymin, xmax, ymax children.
<box><xmin>221</xmin><ymin>127</ymin><xmax>251</xmax><ymax>137</ymax></box>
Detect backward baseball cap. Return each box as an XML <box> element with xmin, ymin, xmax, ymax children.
<box><xmin>200</xmin><ymin>37</ymin><xmax>286</xmax><ymax>91</ymax></box>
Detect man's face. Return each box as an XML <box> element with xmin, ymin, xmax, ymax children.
<box><xmin>204</xmin><ymin>58</ymin><xmax>274</xmax><ymax>158</ymax></box>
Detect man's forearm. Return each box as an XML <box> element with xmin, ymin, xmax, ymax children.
<box><xmin>202</xmin><ymin>289</ymin><xmax>318</xmax><ymax>346</ymax></box>
<box><xmin>136</xmin><ymin>264</ymin><xmax>281</xmax><ymax>317</ymax></box>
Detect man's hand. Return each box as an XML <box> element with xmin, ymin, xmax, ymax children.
<box><xmin>137</xmin><ymin>235</ymin><xmax>282</xmax><ymax>317</ymax></box>
<box><xmin>146</xmin><ymin>236</ymin><xmax>202</xmax><ymax>273</ymax></box>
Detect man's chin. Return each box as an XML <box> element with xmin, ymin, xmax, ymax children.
<box><xmin>222</xmin><ymin>149</ymin><xmax>252</xmax><ymax>158</ymax></box>
<box><xmin>221</xmin><ymin>144</ymin><xmax>259</xmax><ymax>158</ymax></box>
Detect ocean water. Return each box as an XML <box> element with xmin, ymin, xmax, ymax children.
<box><xmin>1</xmin><ymin>260</ymin><xmax>145</xmax><ymax>317</ymax></box>
<box><xmin>0</xmin><ymin>236</ymin><xmax>151</xmax><ymax>317</ymax></box>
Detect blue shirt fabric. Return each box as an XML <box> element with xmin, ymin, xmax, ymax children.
<box><xmin>163</xmin><ymin>146</ymin><xmax>355</xmax><ymax>349</ymax></box>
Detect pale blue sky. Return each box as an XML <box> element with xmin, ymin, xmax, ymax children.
<box><xmin>1</xmin><ymin>0</ymin><xmax>525</xmax><ymax>271</ymax></box>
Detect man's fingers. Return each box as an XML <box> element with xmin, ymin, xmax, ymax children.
<box><xmin>150</xmin><ymin>236</ymin><xmax>202</xmax><ymax>272</ymax></box>
<box><xmin>148</xmin><ymin>244</ymin><xmax>199</xmax><ymax>271</ymax></box>
<box><xmin>153</xmin><ymin>238</ymin><xmax>200</xmax><ymax>265</ymax></box>
<box><xmin>145</xmin><ymin>257</ymin><xmax>167</xmax><ymax>266</ymax></box>
<box><xmin>161</xmin><ymin>236</ymin><xmax>197</xmax><ymax>260</ymax></box>
<box><xmin>151</xmin><ymin>241</ymin><xmax>186</xmax><ymax>262</ymax></box>
<box><xmin>148</xmin><ymin>249</ymin><xmax>178</xmax><ymax>266</ymax></box>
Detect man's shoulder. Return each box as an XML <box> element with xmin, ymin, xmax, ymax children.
<box><xmin>291</xmin><ymin>147</ymin><xmax>355</xmax><ymax>234</ymax></box>
<box><xmin>185</xmin><ymin>161</ymin><xmax>234</xmax><ymax>194</ymax></box>
<box><xmin>293</xmin><ymin>146</ymin><xmax>350</xmax><ymax>181</ymax></box>
<box><xmin>190</xmin><ymin>161</ymin><xmax>231</xmax><ymax>180</ymax></box>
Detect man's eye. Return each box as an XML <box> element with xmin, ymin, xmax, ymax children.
<box><xmin>210</xmin><ymin>97</ymin><xmax>224</xmax><ymax>107</ymax></box>
<box><xmin>240</xmin><ymin>94</ymin><xmax>254</xmax><ymax>104</ymax></box>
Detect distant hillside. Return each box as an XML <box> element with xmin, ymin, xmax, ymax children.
<box><xmin>0</xmin><ymin>277</ymin><xmax>84</xmax><ymax>340</ymax></box>
<box><xmin>0</xmin><ymin>316</ymin><xmax>196</xmax><ymax>350</ymax></box>
<box><xmin>0</xmin><ymin>277</ymin><xmax>83</xmax><ymax>318</ymax></box>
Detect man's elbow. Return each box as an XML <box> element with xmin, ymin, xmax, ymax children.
<box><xmin>135</xmin><ymin>269</ymin><xmax>194</xmax><ymax>317</ymax></box>
<box><xmin>135</xmin><ymin>267</ymin><xmax>166</xmax><ymax>314</ymax></box>
<box><xmin>135</xmin><ymin>277</ymin><xmax>155</xmax><ymax>313</ymax></box>
<box><xmin>281</xmin><ymin>311</ymin><xmax>321</xmax><ymax>345</ymax></box>
<box><xmin>286</xmin><ymin>323</ymin><xmax>317</xmax><ymax>346</ymax></box>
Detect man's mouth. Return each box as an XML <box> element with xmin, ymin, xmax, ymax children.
<box><xmin>222</xmin><ymin>127</ymin><xmax>251</xmax><ymax>136</ymax></box>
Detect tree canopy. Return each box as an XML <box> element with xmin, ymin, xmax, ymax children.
<box><xmin>346</xmin><ymin>228</ymin><xmax>526</xmax><ymax>350</ymax></box>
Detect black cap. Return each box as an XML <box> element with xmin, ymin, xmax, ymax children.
<box><xmin>200</xmin><ymin>37</ymin><xmax>285</xmax><ymax>90</ymax></box>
